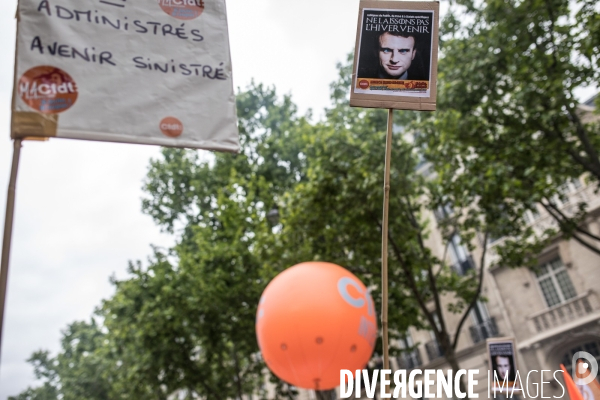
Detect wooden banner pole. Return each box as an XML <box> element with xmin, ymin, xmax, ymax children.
<box><xmin>0</xmin><ymin>138</ymin><xmax>23</xmax><ymax>361</ymax></box>
<box><xmin>381</xmin><ymin>108</ymin><xmax>393</xmax><ymax>371</ymax></box>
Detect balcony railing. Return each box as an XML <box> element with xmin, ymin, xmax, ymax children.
<box><xmin>528</xmin><ymin>291</ymin><xmax>598</xmax><ymax>334</ymax></box>
<box><xmin>397</xmin><ymin>348</ymin><xmax>422</xmax><ymax>370</ymax></box>
<box><xmin>425</xmin><ymin>340</ymin><xmax>444</xmax><ymax>361</ymax></box>
<box><xmin>469</xmin><ymin>317</ymin><xmax>499</xmax><ymax>344</ymax></box>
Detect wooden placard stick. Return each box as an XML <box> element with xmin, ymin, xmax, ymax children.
<box><xmin>381</xmin><ymin>108</ymin><xmax>393</xmax><ymax>372</ymax></box>
<box><xmin>0</xmin><ymin>139</ymin><xmax>23</xmax><ymax>361</ymax></box>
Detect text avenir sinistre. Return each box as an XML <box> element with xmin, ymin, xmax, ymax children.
<box><xmin>29</xmin><ymin>36</ymin><xmax>228</xmax><ymax>80</ymax></box>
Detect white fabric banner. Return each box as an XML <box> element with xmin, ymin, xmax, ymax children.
<box><xmin>12</xmin><ymin>0</ymin><xmax>239</xmax><ymax>152</ymax></box>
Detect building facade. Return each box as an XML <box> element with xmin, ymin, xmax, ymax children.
<box><xmin>399</xmin><ymin>176</ymin><xmax>600</xmax><ymax>399</ymax></box>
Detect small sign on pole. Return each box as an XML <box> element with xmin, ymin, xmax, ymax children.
<box><xmin>487</xmin><ymin>337</ymin><xmax>521</xmax><ymax>393</ymax></box>
<box><xmin>350</xmin><ymin>1</ymin><xmax>440</xmax><ymax>111</ymax></box>
<box><xmin>11</xmin><ymin>0</ymin><xmax>239</xmax><ymax>151</ymax></box>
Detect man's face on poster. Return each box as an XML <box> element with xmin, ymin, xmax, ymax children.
<box><xmin>496</xmin><ymin>356</ymin><xmax>511</xmax><ymax>380</ymax></box>
<box><xmin>378</xmin><ymin>32</ymin><xmax>416</xmax><ymax>78</ymax></box>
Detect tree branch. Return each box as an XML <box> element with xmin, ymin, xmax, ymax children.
<box><xmin>398</xmin><ymin>200</ymin><xmax>449</xmax><ymax>348</ymax></box>
<box><xmin>546</xmin><ymin>121</ymin><xmax>600</xmax><ymax>180</ymax></box>
<box><xmin>543</xmin><ymin>199</ymin><xmax>600</xmax><ymax>242</ymax></box>
<box><xmin>452</xmin><ymin>232</ymin><xmax>488</xmax><ymax>350</ymax></box>
<box><xmin>436</xmin><ymin>236</ymin><xmax>452</xmax><ymax>281</ymax></box>
<box><xmin>381</xmin><ymin>217</ymin><xmax>442</xmax><ymax>343</ymax></box>
<box><xmin>541</xmin><ymin>201</ymin><xmax>600</xmax><ymax>256</ymax></box>
<box><xmin>567</xmin><ymin>108</ymin><xmax>600</xmax><ymax>175</ymax></box>
<box><xmin>232</xmin><ymin>344</ymin><xmax>244</xmax><ymax>400</ymax></box>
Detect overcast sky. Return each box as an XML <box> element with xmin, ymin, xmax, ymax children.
<box><xmin>0</xmin><ymin>0</ymin><xmax>597</xmax><ymax>398</ymax></box>
<box><xmin>0</xmin><ymin>0</ymin><xmax>361</xmax><ymax>397</ymax></box>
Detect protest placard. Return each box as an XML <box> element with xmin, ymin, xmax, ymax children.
<box><xmin>487</xmin><ymin>338</ymin><xmax>521</xmax><ymax>392</ymax></box>
<box><xmin>350</xmin><ymin>1</ymin><xmax>439</xmax><ymax>111</ymax></box>
<box><xmin>12</xmin><ymin>0</ymin><xmax>239</xmax><ymax>151</ymax></box>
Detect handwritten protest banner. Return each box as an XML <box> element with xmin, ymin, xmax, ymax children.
<box><xmin>350</xmin><ymin>1</ymin><xmax>439</xmax><ymax>111</ymax></box>
<box><xmin>11</xmin><ymin>0</ymin><xmax>239</xmax><ymax>151</ymax></box>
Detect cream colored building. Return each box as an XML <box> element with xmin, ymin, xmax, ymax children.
<box><xmin>397</xmin><ymin>177</ymin><xmax>600</xmax><ymax>400</ymax></box>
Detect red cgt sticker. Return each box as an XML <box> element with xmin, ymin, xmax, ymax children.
<box><xmin>160</xmin><ymin>116</ymin><xmax>183</xmax><ymax>138</ymax></box>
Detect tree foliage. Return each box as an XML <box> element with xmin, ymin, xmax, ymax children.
<box><xmin>421</xmin><ymin>0</ymin><xmax>600</xmax><ymax>263</ymax></box>
<box><xmin>9</xmin><ymin>320</ymin><xmax>110</xmax><ymax>400</ymax></box>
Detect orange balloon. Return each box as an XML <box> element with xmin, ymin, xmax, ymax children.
<box><xmin>256</xmin><ymin>262</ymin><xmax>377</xmax><ymax>391</ymax></box>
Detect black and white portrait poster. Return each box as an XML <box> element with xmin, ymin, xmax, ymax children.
<box><xmin>350</xmin><ymin>1</ymin><xmax>439</xmax><ymax>111</ymax></box>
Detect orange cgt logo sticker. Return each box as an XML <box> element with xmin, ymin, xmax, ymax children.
<box><xmin>160</xmin><ymin>117</ymin><xmax>183</xmax><ymax>138</ymax></box>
